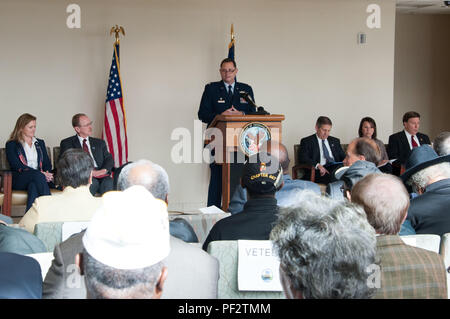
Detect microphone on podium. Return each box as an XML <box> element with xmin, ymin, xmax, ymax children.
<box><xmin>239</xmin><ymin>91</ymin><xmax>270</xmax><ymax>115</ymax></box>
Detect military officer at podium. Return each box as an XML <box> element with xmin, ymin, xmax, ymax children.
<box><xmin>198</xmin><ymin>58</ymin><xmax>255</xmax><ymax>208</ymax></box>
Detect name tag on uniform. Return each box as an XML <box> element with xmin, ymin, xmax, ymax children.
<box><xmin>240</xmin><ymin>98</ymin><xmax>248</xmax><ymax>104</ymax></box>
<box><xmin>217</xmin><ymin>98</ymin><xmax>225</xmax><ymax>103</ymax></box>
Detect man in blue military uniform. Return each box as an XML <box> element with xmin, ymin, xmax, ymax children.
<box><xmin>198</xmin><ymin>58</ymin><xmax>255</xmax><ymax>207</ymax></box>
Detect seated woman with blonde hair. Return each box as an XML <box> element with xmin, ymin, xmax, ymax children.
<box><xmin>5</xmin><ymin>113</ymin><xmax>54</xmax><ymax>212</ymax></box>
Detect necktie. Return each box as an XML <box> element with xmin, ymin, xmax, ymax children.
<box><xmin>411</xmin><ymin>135</ymin><xmax>418</xmax><ymax>148</ymax></box>
<box><xmin>322</xmin><ymin>139</ymin><xmax>333</xmax><ymax>164</ymax></box>
<box><xmin>82</xmin><ymin>139</ymin><xmax>90</xmax><ymax>154</ymax></box>
<box><xmin>227</xmin><ymin>85</ymin><xmax>233</xmax><ymax>98</ymax></box>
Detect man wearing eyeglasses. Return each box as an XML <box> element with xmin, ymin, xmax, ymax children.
<box><xmin>198</xmin><ymin>58</ymin><xmax>256</xmax><ymax>208</ymax></box>
<box><xmin>59</xmin><ymin>113</ymin><xmax>114</xmax><ymax>195</ymax></box>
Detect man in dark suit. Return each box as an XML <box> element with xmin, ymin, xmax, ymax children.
<box><xmin>298</xmin><ymin>116</ymin><xmax>345</xmax><ymax>184</ymax></box>
<box><xmin>198</xmin><ymin>58</ymin><xmax>256</xmax><ymax>207</ymax></box>
<box><xmin>387</xmin><ymin>111</ymin><xmax>430</xmax><ymax>175</ymax></box>
<box><xmin>0</xmin><ymin>252</ymin><xmax>43</xmax><ymax>299</ymax></box>
<box><xmin>60</xmin><ymin>113</ymin><xmax>114</xmax><ymax>195</ymax></box>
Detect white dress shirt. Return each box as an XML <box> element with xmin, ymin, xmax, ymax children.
<box><xmin>315</xmin><ymin>134</ymin><xmax>335</xmax><ymax>167</ymax></box>
<box><xmin>77</xmin><ymin>135</ymin><xmax>98</xmax><ymax>168</ymax></box>
<box><xmin>404</xmin><ymin>130</ymin><xmax>421</xmax><ymax>150</ymax></box>
<box><xmin>22</xmin><ymin>137</ymin><xmax>38</xmax><ymax>170</ymax></box>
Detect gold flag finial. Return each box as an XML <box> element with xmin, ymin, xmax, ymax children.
<box><xmin>110</xmin><ymin>25</ymin><xmax>125</xmax><ymax>44</ymax></box>
<box><xmin>230</xmin><ymin>23</ymin><xmax>235</xmax><ymax>41</ymax></box>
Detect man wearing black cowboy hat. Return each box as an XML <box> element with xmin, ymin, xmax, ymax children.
<box><xmin>401</xmin><ymin>145</ymin><xmax>450</xmax><ymax>236</ymax></box>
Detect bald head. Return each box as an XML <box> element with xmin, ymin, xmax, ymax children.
<box><xmin>351</xmin><ymin>173</ymin><xmax>409</xmax><ymax>235</ymax></box>
<box><xmin>117</xmin><ymin>160</ymin><xmax>170</xmax><ymax>202</ymax></box>
<box><xmin>259</xmin><ymin>141</ymin><xmax>290</xmax><ymax>172</ymax></box>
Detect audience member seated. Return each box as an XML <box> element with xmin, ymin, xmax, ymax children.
<box><xmin>0</xmin><ymin>252</ymin><xmax>43</xmax><ymax>299</ymax></box>
<box><xmin>388</xmin><ymin>111</ymin><xmax>430</xmax><ymax>175</ymax></box>
<box><xmin>434</xmin><ymin>131</ymin><xmax>450</xmax><ymax>156</ymax></box>
<box><xmin>43</xmin><ymin>158</ymin><xmax>219</xmax><ymax>299</ymax></box>
<box><xmin>19</xmin><ymin>149</ymin><xmax>101</xmax><ymax>233</ymax></box>
<box><xmin>0</xmin><ymin>220</ymin><xmax>46</xmax><ymax>254</ymax></box>
<box><xmin>358</xmin><ymin>117</ymin><xmax>391</xmax><ymax>173</ymax></box>
<box><xmin>228</xmin><ymin>141</ymin><xmax>320</xmax><ymax>214</ymax></box>
<box><xmin>5</xmin><ymin>113</ymin><xmax>54</xmax><ymax>212</ymax></box>
<box><xmin>117</xmin><ymin>160</ymin><xmax>198</xmax><ymax>242</ymax></box>
<box><xmin>298</xmin><ymin>116</ymin><xmax>345</xmax><ymax>184</ymax></box>
<box><xmin>401</xmin><ymin>145</ymin><xmax>450</xmax><ymax>237</ymax></box>
<box><xmin>60</xmin><ymin>113</ymin><xmax>114</xmax><ymax>196</ymax></box>
<box><xmin>270</xmin><ymin>191</ymin><xmax>377</xmax><ymax>299</ymax></box>
<box><xmin>327</xmin><ymin>137</ymin><xmax>381</xmax><ymax>200</ymax></box>
<box><xmin>351</xmin><ymin>173</ymin><xmax>448</xmax><ymax>298</ymax></box>
<box><xmin>203</xmin><ymin>153</ymin><xmax>283</xmax><ymax>251</ymax></box>
<box><xmin>76</xmin><ymin>186</ymin><xmax>169</xmax><ymax>299</ymax></box>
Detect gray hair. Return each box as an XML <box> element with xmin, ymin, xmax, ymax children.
<box><xmin>83</xmin><ymin>249</ymin><xmax>163</xmax><ymax>299</ymax></box>
<box><xmin>270</xmin><ymin>191</ymin><xmax>377</xmax><ymax>299</ymax></box>
<box><xmin>434</xmin><ymin>131</ymin><xmax>450</xmax><ymax>156</ymax></box>
<box><xmin>407</xmin><ymin>162</ymin><xmax>450</xmax><ymax>191</ymax></box>
<box><xmin>351</xmin><ymin>173</ymin><xmax>409</xmax><ymax>235</ymax></box>
<box><xmin>117</xmin><ymin>159</ymin><xmax>170</xmax><ymax>201</ymax></box>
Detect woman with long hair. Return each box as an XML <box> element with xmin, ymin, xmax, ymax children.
<box><xmin>358</xmin><ymin>117</ymin><xmax>391</xmax><ymax>173</ymax></box>
<box><xmin>5</xmin><ymin>113</ymin><xmax>53</xmax><ymax>213</ymax></box>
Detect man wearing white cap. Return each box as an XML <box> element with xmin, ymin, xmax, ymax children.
<box><xmin>76</xmin><ymin>186</ymin><xmax>170</xmax><ymax>299</ymax></box>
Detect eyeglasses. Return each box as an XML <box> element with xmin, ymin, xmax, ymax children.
<box><xmin>79</xmin><ymin>121</ymin><xmax>93</xmax><ymax>127</ymax></box>
<box><xmin>220</xmin><ymin>68</ymin><xmax>236</xmax><ymax>73</ymax></box>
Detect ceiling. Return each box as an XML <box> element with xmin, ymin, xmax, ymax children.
<box><xmin>397</xmin><ymin>0</ymin><xmax>450</xmax><ymax>14</ymax></box>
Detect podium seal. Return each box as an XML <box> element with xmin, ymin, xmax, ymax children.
<box><xmin>239</xmin><ymin>122</ymin><xmax>271</xmax><ymax>156</ymax></box>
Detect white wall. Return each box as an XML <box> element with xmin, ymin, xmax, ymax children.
<box><xmin>394</xmin><ymin>13</ymin><xmax>450</xmax><ymax>139</ymax></box>
<box><xmin>0</xmin><ymin>0</ymin><xmax>396</xmax><ymax>211</ymax></box>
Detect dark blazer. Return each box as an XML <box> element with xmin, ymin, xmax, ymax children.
<box><xmin>5</xmin><ymin>138</ymin><xmax>52</xmax><ymax>172</ymax></box>
<box><xmin>60</xmin><ymin>135</ymin><xmax>114</xmax><ymax>173</ymax></box>
<box><xmin>407</xmin><ymin>179</ymin><xmax>450</xmax><ymax>237</ymax></box>
<box><xmin>0</xmin><ymin>252</ymin><xmax>43</xmax><ymax>299</ymax></box>
<box><xmin>203</xmin><ymin>197</ymin><xmax>278</xmax><ymax>251</ymax></box>
<box><xmin>198</xmin><ymin>81</ymin><xmax>255</xmax><ymax>126</ymax></box>
<box><xmin>298</xmin><ymin>134</ymin><xmax>346</xmax><ymax>167</ymax></box>
<box><xmin>387</xmin><ymin>131</ymin><xmax>431</xmax><ymax>164</ymax></box>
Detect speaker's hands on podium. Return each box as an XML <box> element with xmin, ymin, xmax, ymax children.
<box><xmin>221</xmin><ymin>106</ymin><xmax>244</xmax><ymax>116</ymax></box>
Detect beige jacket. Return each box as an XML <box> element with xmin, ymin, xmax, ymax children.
<box><xmin>20</xmin><ymin>186</ymin><xmax>101</xmax><ymax>233</ymax></box>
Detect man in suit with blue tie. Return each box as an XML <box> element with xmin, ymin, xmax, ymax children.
<box><xmin>298</xmin><ymin>116</ymin><xmax>345</xmax><ymax>184</ymax></box>
<box><xmin>198</xmin><ymin>58</ymin><xmax>256</xmax><ymax>208</ymax></box>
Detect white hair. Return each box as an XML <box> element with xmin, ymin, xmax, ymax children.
<box><xmin>407</xmin><ymin>162</ymin><xmax>450</xmax><ymax>191</ymax></box>
<box><xmin>434</xmin><ymin>131</ymin><xmax>450</xmax><ymax>156</ymax></box>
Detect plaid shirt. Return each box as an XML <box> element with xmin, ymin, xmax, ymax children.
<box><xmin>374</xmin><ymin>235</ymin><xmax>447</xmax><ymax>299</ymax></box>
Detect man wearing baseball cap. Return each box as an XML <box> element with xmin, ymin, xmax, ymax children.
<box><xmin>202</xmin><ymin>153</ymin><xmax>283</xmax><ymax>251</ymax></box>
<box><xmin>76</xmin><ymin>185</ymin><xmax>170</xmax><ymax>299</ymax></box>
<box><xmin>401</xmin><ymin>145</ymin><xmax>450</xmax><ymax>236</ymax></box>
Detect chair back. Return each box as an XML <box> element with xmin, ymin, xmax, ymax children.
<box><xmin>26</xmin><ymin>252</ymin><xmax>54</xmax><ymax>280</ymax></box>
<box><xmin>207</xmin><ymin>240</ymin><xmax>285</xmax><ymax>299</ymax></box>
<box><xmin>400</xmin><ymin>234</ymin><xmax>441</xmax><ymax>253</ymax></box>
<box><xmin>34</xmin><ymin>221</ymin><xmax>89</xmax><ymax>252</ymax></box>
<box><xmin>293</xmin><ymin>144</ymin><xmax>300</xmax><ymax>167</ymax></box>
<box><xmin>439</xmin><ymin>233</ymin><xmax>450</xmax><ymax>299</ymax></box>
<box><xmin>0</xmin><ymin>148</ymin><xmax>11</xmax><ymax>170</ymax></box>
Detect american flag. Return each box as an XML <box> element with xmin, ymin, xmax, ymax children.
<box><xmin>102</xmin><ymin>42</ymin><xmax>128</xmax><ymax>167</ymax></box>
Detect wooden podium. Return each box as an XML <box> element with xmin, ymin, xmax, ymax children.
<box><xmin>207</xmin><ymin>114</ymin><xmax>285</xmax><ymax>211</ymax></box>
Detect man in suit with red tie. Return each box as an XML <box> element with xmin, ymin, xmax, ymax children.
<box><xmin>60</xmin><ymin>113</ymin><xmax>114</xmax><ymax>195</ymax></box>
<box><xmin>298</xmin><ymin>116</ymin><xmax>346</xmax><ymax>184</ymax></box>
<box><xmin>387</xmin><ymin>111</ymin><xmax>431</xmax><ymax>175</ymax></box>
